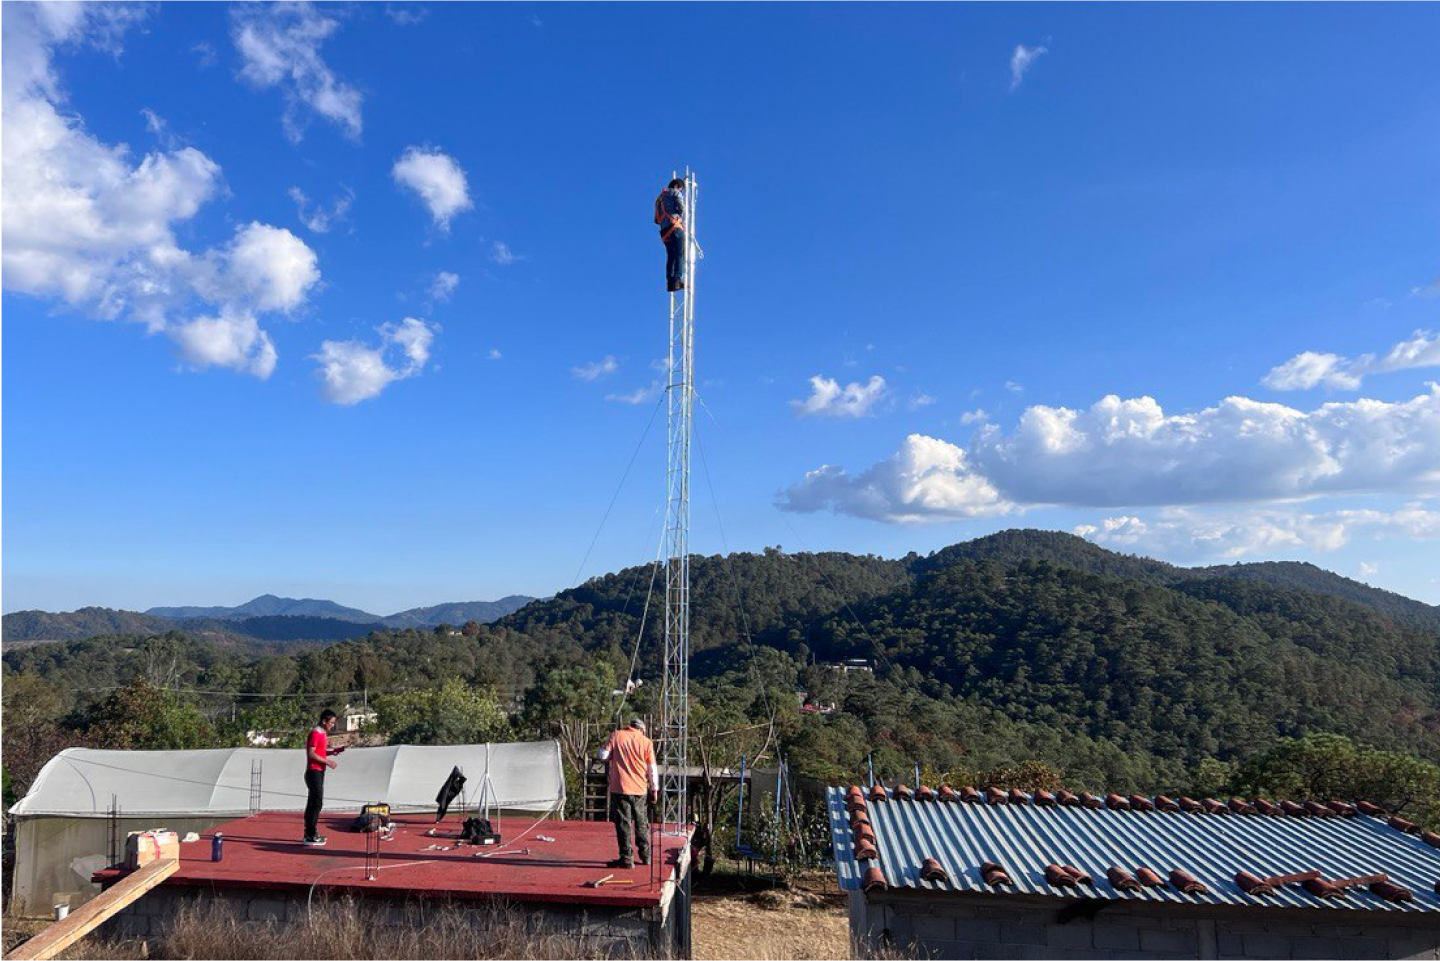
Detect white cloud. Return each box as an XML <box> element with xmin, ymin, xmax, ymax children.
<box><xmin>1009</xmin><ymin>43</ymin><xmax>1047</xmax><ymax>90</ymax></box>
<box><xmin>490</xmin><ymin>240</ymin><xmax>521</xmax><ymax>266</ymax></box>
<box><xmin>779</xmin><ymin>435</ymin><xmax>1010</xmax><ymax>523</ymax></box>
<box><xmin>1411</xmin><ymin>275</ymin><xmax>1439</xmax><ymax>299</ymax></box>
<box><xmin>1</xmin><ymin>3</ymin><xmax>321</xmax><ymax>378</ymax></box>
<box><xmin>486</xmin><ymin>348</ymin><xmax>503</xmax><ymax>360</ymax></box>
<box><xmin>1005</xmin><ymin>380</ymin><xmax>1025</xmax><ymax>393</ymax></box>
<box><xmin>313</xmin><ymin>317</ymin><xmax>436</xmax><ymax>404</ymax></box>
<box><xmin>392</xmin><ymin>146</ymin><xmax>472</xmax><ymax>230</ymax></box>
<box><xmin>791</xmin><ymin>375</ymin><xmax>888</xmax><ymax>418</ymax></box>
<box><xmin>960</xmin><ymin>408</ymin><xmax>990</xmax><ymax>425</ymax></box>
<box><xmin>910</xmin><ymin>393</ymin><xmax>936</xmax><ymax>410</ymax></box>
<box><xmin>1263</xmin><ymin>331</ymin><xmax>1440</xmax><ymax>391</ymax></box>
<box><xmin>217</xmin><ymin>222</ymin><xmax>320</xmax><ymax>311</ymax></box>
<box><xmin>781</xmin><ymin>387</ymin><xmax>1440</xmax><ymax>522</ymax></box>
<box><xmin>192</xmin><ymin>42</ymin><xmax>218</xmax><ymax>69</ymax></box>
<box><xmin>607</xmin><ymin>382</ymin><xmax>663</xmax><ymax>405</ymax></box>
<box><xmin>232</xmin><ymin>2</ymin><xmax>362</xmax><ymax>142</ymax></box>
<box><xmin>572</xmin><ymin>355</ymin><xmax>619</xmax><ymax>381</ymax></box>
<box><xmin>429</xmin><ymin>270</ymin><xmax>460</xmax><ymax>301</ymax></box>
<box><xmin>170</xmin><ymin>309</ymin><xmax>277</xmax><ymax>378</ymax></box>
<box><xmin>288</xmin><ymin>185</ymin><xmax>352</xmax><ymax>233</ymax></box>
<box><xmin>1075</xmin><ymin>505</ymin><xmax>1440</xmax><ymax>561</ymax></box>
<box><xmin>1359</xmin><ymin>561</ymin><xmax>1379</xmax><ymax>577</ymax></box>
<box><xmin>385</xmin><ymin>5</ymin><xmax>428</xmax><ymax>26</ymax></box>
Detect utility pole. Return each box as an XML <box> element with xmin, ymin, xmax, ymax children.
<box><xmin>660</xmin><ymin>168</ymin><xmax>699</xmax><ymax>837</ymax></box>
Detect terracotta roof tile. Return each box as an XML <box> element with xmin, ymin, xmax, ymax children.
<box><xmin>915</xmin><ymin>785</ymin><xmax>936</xmax><ymax>803</ymax></box>
<box><xmin>1044</xmin><ymin>864</ymin><xmax>1078</xmax><ymax>887</ymax></box>
<box><xmin>1370</xmin><ymin>880</ymin><xmax>1413</xmax><ymax>903</ymax></box>
<box><xmin>893</xmin><ymin>783</ymin><xmax>914</xmax><ymax>801</ymax></box>
<box><xmin>1056</xmin><ymin>790</ymin><xmax>1081</xmax><ymax>807</ymax></box>
<box><xmin>1304</xmin><ymin>877</ymin><xmax>1345</xmax><ymax>899</ymax></box>
<box><xmin>1078</xmin><ymin>792</ymin><xmax>1103</xmax><ymax>809</ymax></box>
<box><xmin>1033</xmin><ymin>789</ymin><xmax>1058</xmax><ymax>807</ymax></box>
<box><xmin>1327</xmin><ymin>801</ymin><xmax>1358</xmax><ymax>817</ymax></box>
<box><xmin>1129</xmin><ymin>794</ymin><xmax>1156</xmax><ymax>812</ymax></box>
<box><xmin>937</xmin><ymin>785</ymin><xmax>959</xmax><ymax>803</ymax></box>
<box><xmin>1236</xmin><ymin>871</ymin><xmax>1276</xmax><ymax>896</ymax></box>
<box><xmin>1135</xmin><ymin>867</ymin><xmax>1166</xmax><ymax>888</ymax></box>
<box><xmin>1304</xmin><ymin>801</ymin><xmax>1334</xmax><ymax>817</ymax></box>
<box><xmin>1007</xmin><ymin>788</ymin><xmax>1029</xmax><ymax>806</ymax></box>
<box><xmin>853</xmin><ymin>840</ymin><xmax>879</xmax><ymax>861</ymax></box>
<box><xmin>1253</xmin><ymin>798</ymin><xmax>1282</xmax><ymax>816</ymax></box>
<box><xmin>869</xmin><ymin>784</ymin><xmax>889</xmax><ymax>803</ymax></box>
<box><xmin>1105</xmin><ymin>793</ymin><xmax>1130</xmax><ymax>811</ymax></box>
<box><xmin>862</xmin><ymin>865</ymin><xmax>887</xmax><ymax>892</ymax></box>
<box><xmin>1388</xmin><ymin>816</ymin><xmax>1418</xmax><ymax>834</ymax></box>
<box><xmin>1063</xmin><ymin>865</ymin><xmax>1094</xmax><ymax>885</ymax></box>
<box><xmin>1169</xmin><ymin>869</ymin><xmax>1208</xmax><ymax>895</ymax></box>
<box><xmin>1201</xmin><ymin>798</ymin><xmax>1228</xmax><ymax>815</ymax></box>
<box><xmin>1228</xmin><ymin>798</ymin><xmax>1257</xmax><ymax>815</ymax></box>
<box><xmin>984</xmin><ymin>786</ymin><xmax>1007</xmax><ymax>805</ymax></box>
<box><xmin>1107</xmin><ymin>866</ymin><xmax>1141</xmax><ymax>891</ymax></box>
<box><xmin>1421</xmin><ymin>830</ymin><xmax>1440</xmax><ymax>849</ymax></box>
<box><xmin>959</xmin><ymin>786</ymin><xmax>982</xmax><ymax>804</ymax></box>
<box><xmin>980</xmin><ymin>861</ymin><xmax>1013</xmax><ymax>886</ymax></box>
<box><xmin>1154</xmin><ymin>795</ymin><xmax>1180</xmax><ymax>812</ymax></box>
<box><xmin>1356</xmin><ymin>801</ymin><xmax>1386</xmax><ymax>817</ymax></box>
<box><xmin>1280</xmin><ymin>800</ymin><xmax>1309</xmax><ymax>817</ymax></box>
<box><xmin>1177</xmin><ymin>796</ymin><xmax>1204</xmax><ymax>813</ymax></box>
<box><xmin>920</xmin><ymin>857</ymin><xmax>948</xmax><ymax>883</ymax></box>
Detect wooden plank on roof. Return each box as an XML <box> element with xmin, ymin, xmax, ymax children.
<box><xmin>4</xmin><ymin>857</ymin><xmax>178</xmax><ymax>961</ymax></box>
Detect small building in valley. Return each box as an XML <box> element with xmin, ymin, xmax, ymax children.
<box><xmin>828</xmin><ymin>784</ymin><xmax>1440</xmax><ymax>960</ymax></box>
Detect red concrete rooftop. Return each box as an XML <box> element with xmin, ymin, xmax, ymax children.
<box><xmin>96</xmin><ymin>812</ymin><xmax>690</xmax><ymax>909</ymax></box>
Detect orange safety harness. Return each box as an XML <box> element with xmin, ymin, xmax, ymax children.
<box><xmin>654</xmin><ymin>191</ymin><xmax>683</xmax><ymax>241</ymax></box>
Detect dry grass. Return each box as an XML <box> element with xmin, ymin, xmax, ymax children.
<box><xmin>692</xmin><ymin>888</ymin><xmax>850</xmax><ymax>961</ymax></box>
<box><xmin>5</xmin><ymin>887</ymin><xmax>856</xmax><ymax>961</ymax></box>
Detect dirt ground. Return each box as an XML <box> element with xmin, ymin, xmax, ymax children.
<box><xmin>691</xmin><ymin>887</ymin><xmax>846</xmax><ymax>961</ymax></box>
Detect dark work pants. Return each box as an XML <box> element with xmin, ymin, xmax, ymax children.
<box><xmin>304</xmin><ymin>768</ymin><xmax>325</xmax><ymax>839</ymax></box>
<box><xmin>663</xmin><ymin>228</ymin><xmax>686</xmax><ymax>291</ymax></box>
<box><xmin>610</xmin><ymin>793</ymin><xmax>651</xmax><ymax>863</ymax></box>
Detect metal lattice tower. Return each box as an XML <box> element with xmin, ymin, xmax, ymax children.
<box><xmin>659</xmin><ymin>169</ymin><xmax>698</xmax><ymax>834</ymax></box>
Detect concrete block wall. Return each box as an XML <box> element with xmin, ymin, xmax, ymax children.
<box><xmin>100</xmin><ymin>884</ymin><xmax>672</xmax><ymax>957</ymax></box>
<box><xmin>853</xmin><ymin>891</ymin><xmax>1440</xmax><ymax>960</ymax></box>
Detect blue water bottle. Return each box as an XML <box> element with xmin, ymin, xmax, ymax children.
<box><xmin>211</xmin><ymin>833</ymin><xmax>224</xmax><ymax>862</ymax></box>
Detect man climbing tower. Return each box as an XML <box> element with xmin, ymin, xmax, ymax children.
<box><xmin>598</xmin><ymin>717</ymin><xmax>659</xmax><ymax>868</ymax></box>
<box><xmin>654</xmin><ymin>177</ymin><xmax>686</xmax><ymax>292</ymax></box>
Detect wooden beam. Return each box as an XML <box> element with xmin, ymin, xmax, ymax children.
<box><xmin>4</xmin><ymin>858</ymin><xmax>178</xmax><ymax>961</ymax></box>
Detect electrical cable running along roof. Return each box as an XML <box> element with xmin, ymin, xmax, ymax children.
<box><xmin>827</xmin><ymin>786</ymin><xmax>1440</xmax><ymax>914</ymax></box>
<box><xmin>9</xmin><ymin>743</ymin><xmax>565</xmax><ymax>818</ymax></box>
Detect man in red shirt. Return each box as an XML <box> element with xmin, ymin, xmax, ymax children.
<box><xmin>303</xmin><ymin>709</ymin><xmax>344</xmax><ymax>846</ymax></box>
<box><xmin>597</xmin><ymin>718</ymin><xmax>658</xmax><ymax>868</ymax></box>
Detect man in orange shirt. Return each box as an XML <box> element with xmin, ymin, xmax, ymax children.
<box><xmin>597</xmin><ymin>718</ymin><xmax>659</xmax><ymax>868</ymax></box>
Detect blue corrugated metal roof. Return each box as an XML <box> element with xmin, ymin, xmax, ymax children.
<box><xmin>828</xmin><ymin>787</ymin><xmax>1440</xmax><ymax>913</ymax></box>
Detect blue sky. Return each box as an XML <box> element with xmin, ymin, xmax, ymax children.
<box><xmin>4</xmin><ymin>2</ymin><xmax>1439</xmax><ymax>614</ymax></box>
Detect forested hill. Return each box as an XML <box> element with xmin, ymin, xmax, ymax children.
<box><xmin>5</xmin><ymin>531</ymin><xmax>1438</xmax><ymax>797</ymax></box>
<box><xmin>920</xmin><ymin>530</ymin><xmax>1440</xmax><ymax>633</ymax></box>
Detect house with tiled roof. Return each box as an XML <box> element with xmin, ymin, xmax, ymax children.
<box><xmin>828</xmin><ymin>783</ymin><xmax>1440</xmax><ymax>960</ymax></box>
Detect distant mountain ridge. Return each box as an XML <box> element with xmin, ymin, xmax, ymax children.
<box><xmin>3</xmin><ymin>594</ymin><xmax>537</xmax><ymax>644</ymax></box>
<box><xmin>147</xmin><ymin>594</ymin><xmax>379</xmax><ymax>623</ymax></box>
<box><xmin>145</xmin><ymin>593</ymin><xmax>537</xmax><ymax>628</ymax></box>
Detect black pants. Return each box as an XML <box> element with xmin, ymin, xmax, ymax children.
<box><xmin>663</xmin><ymin>228</ymin><xmax>686</xmax><ymax>291</ymax></box>
<box><xmin>304</xmin><ymin>768</ymin><xmax>325</xmax><ymax>839</ymax></box>
<box><xmin>610</xmin><ymin>793</ymin><xmax>651</xmax><ymax>864</ymax></box>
